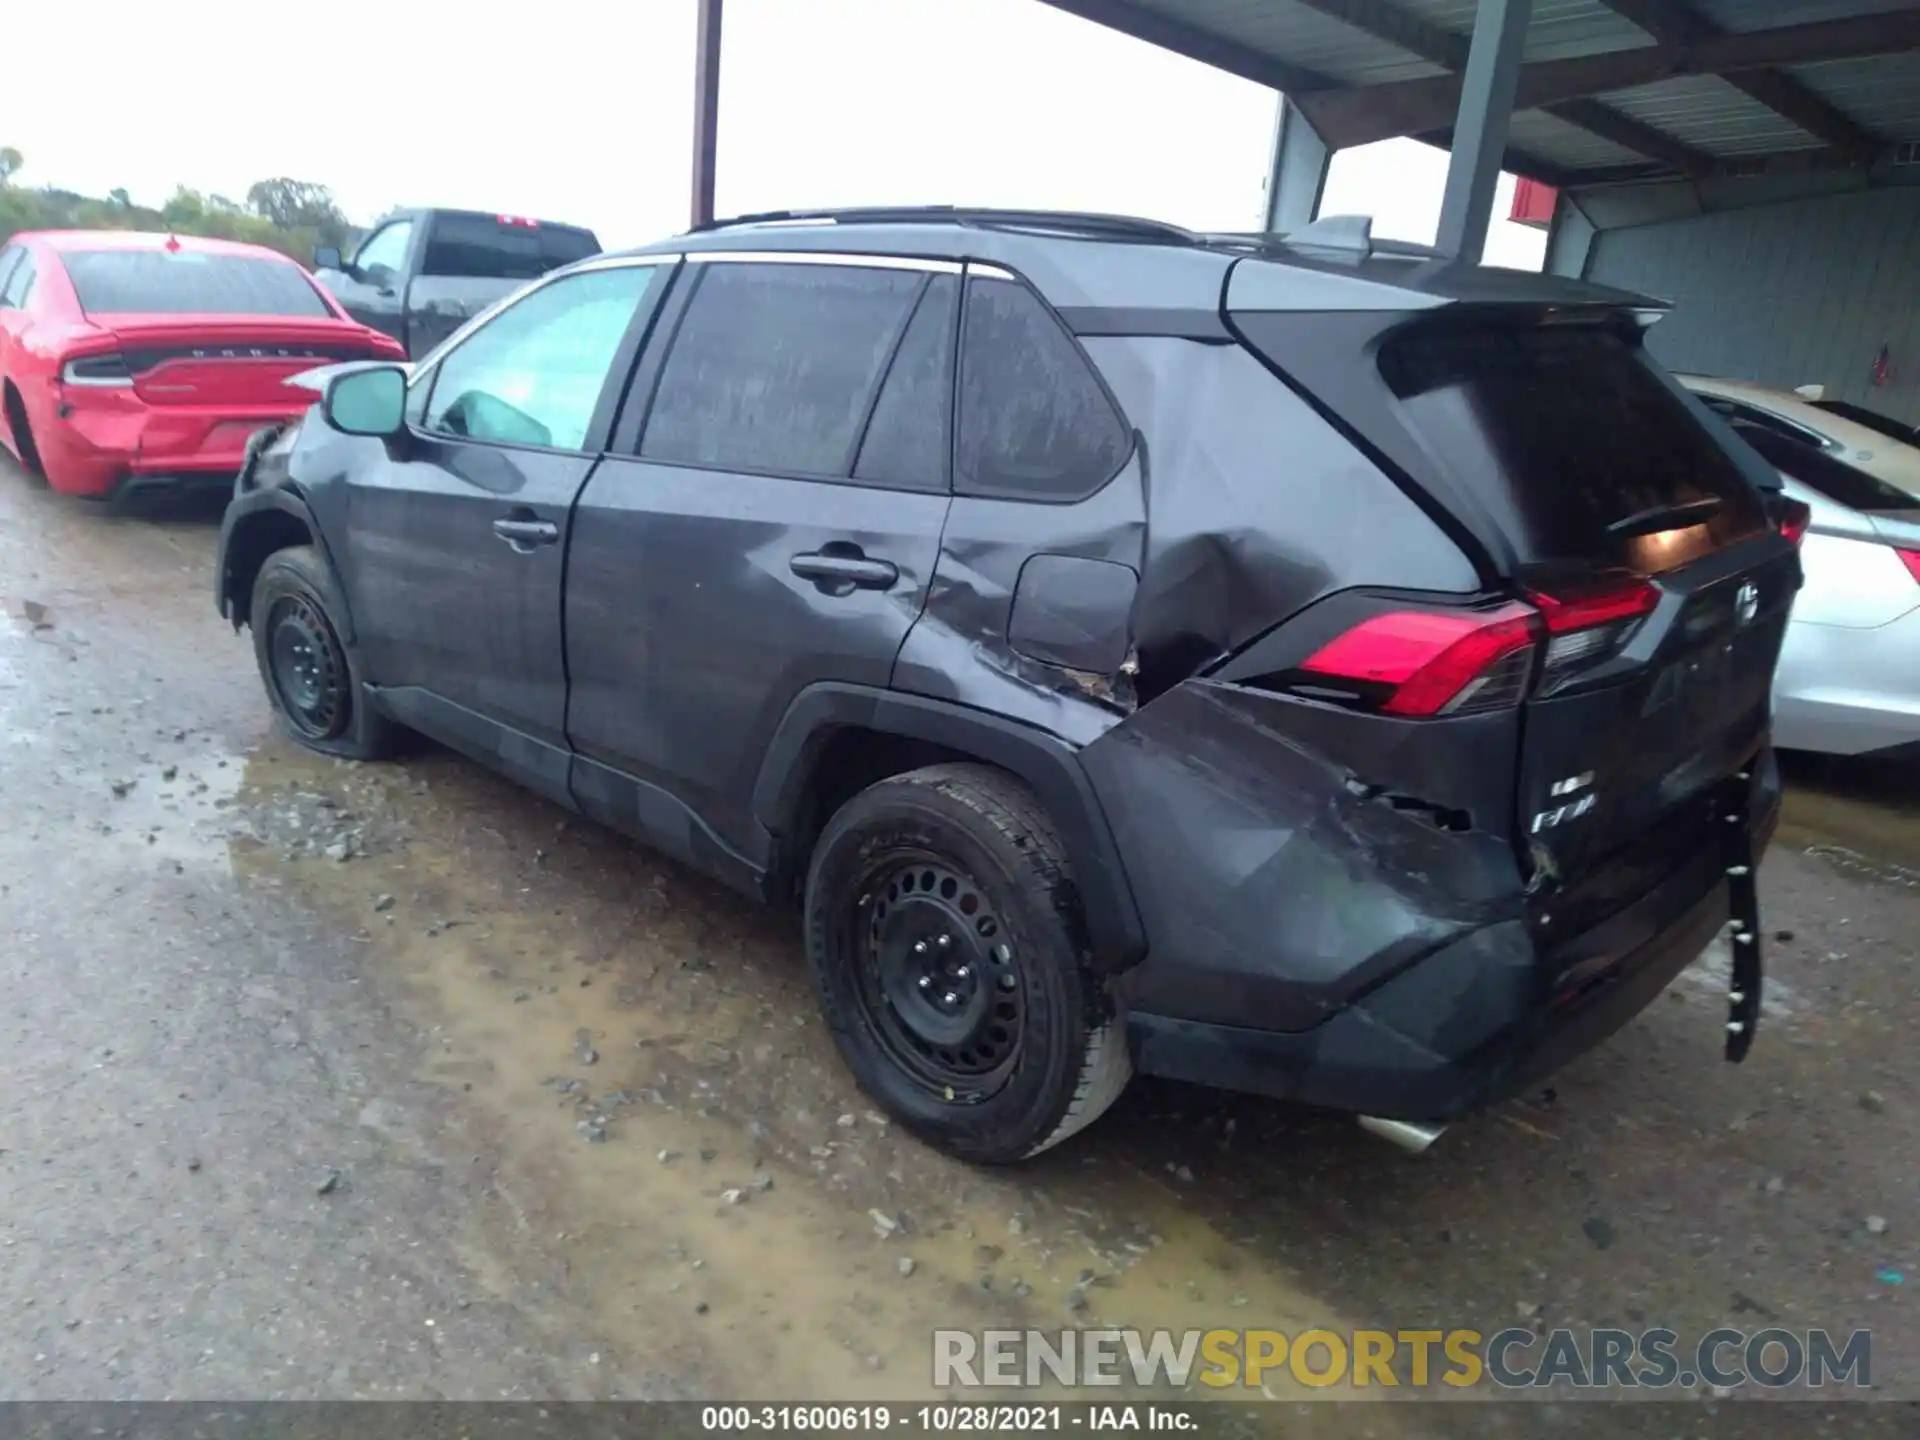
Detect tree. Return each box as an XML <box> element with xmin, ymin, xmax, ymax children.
<box><xmin>108</xmin><ymin>188</ymin><xmax>131</xmax><ymax>209</ymax></box>
<box><xmin>0</xmin><ymin>147</ymin><xmax>22</xmax><ymax>186</ymax></box>
<box><xmin>246</xmin><ymin>177</ymin><xmax>349</xmax><ymax>247</ymax></box>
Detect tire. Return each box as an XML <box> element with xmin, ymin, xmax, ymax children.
<box><xmin>4</xmin><ymin>386</ymin><xmax>48</xmax><ymax>488</ymax></box>
<box><xmin>804</xmin><ymin>762</ymin><xmax>1131</xmax><ymax>1164</ymax></box>
<box><xmin>249</xmin><ymin>545</ymin><xmax>398</xmax><ymax>761</ymax></box>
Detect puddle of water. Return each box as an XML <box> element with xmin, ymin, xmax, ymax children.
<box><xmin>230</xmin><ymin>747</ymin><xmax>1403</xmax><ymax>1405</ymax></box>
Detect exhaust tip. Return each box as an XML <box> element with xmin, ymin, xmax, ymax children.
<box><xmin>1358</xmin><ymin>1115</ymin><xmax>1446</xmax><ymax>1153</ymax></box>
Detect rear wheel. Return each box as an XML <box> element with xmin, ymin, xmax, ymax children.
<box><xmin>249</xmin><ymin>546</ymin><xmax>398</xmax><ymax>760</ymax></box>
<box><xmin>805</xmin><ymin>763</ymin><xmax>1131</xmax><ymax>1164</ymax></box>
<box><xmin>3</xmin><ymin>386</ymin><xmax>47</xmax><ymax>488</ymax></box>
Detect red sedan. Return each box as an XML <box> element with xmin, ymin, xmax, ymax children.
<box><xmin>0</xmin><ymin>230</ymin><xmax>406</xmax><ymax>501</ymax></box>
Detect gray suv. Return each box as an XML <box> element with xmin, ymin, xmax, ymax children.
<box><xmin>217</xmin><ymin>208</ymin><xmax>1798</xmax><ymax>1163</ymax></box>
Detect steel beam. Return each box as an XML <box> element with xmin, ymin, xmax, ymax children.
<box><xmin>1264</xmin><ymin>98</ymin><xmax>1333</xmax><ymax>231</ymax></box>
<box><xmin>1293</xmin><ymin>0</ymin><xmax>1712</xmax><ymax>175</ymax></box>
<box><xmin>1435</xmin><ymin>0</ymin><xmax>1532</xmax><ymax>261</ymax></box>
<box><xmin>1298</xmin><ymin>9</ymin><xmax>1920</xmax><ymax>149</ymax></box>
<box><xmin>1595</xmin><ymin>0</ymin><xmax>1881</xmax><ymax>159</ymax></box>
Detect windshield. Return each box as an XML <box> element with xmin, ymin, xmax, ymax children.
<box><xmin>64</xmin><ymin>249</ymin><xmax>332</xmax><ymax>317</ymax></box>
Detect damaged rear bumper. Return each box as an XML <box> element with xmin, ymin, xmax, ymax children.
<box><xmin>1078</xmin><ymin>676</ymin><xmax>1782</xmax><ymax>1122</ymax></box>
<box><xmin>1127</xmin><ymin>856</ymin><xmax>1733</xmax><ymax>1121</ymax></box>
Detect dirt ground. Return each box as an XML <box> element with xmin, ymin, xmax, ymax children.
<box><xmin>1</xmin><ymin>462</ymin><xmax>1915</xmax><ymax>1420</ymax></box>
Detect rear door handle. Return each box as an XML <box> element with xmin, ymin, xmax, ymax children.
<box><xmin>790</xmin><ymin>549</ymin><xmax>899</xmax><ymax>594</ymax></box>
<box><xmin>492</xmin><ymin>513</ymin><xmax>559</xmax><ymax>552</ymax></box>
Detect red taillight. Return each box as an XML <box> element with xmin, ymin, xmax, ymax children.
<box><xmin>1528</xmin><ymin>580</ymin><xmax>1658</xmax><ymax>632</ymax></box>
<box><xmin>1898</xmin><ymin>548</ymin><xmax>1920</xmax><ymax>585</ymax></box>
<box><xmin>1299</xmin><ymin>605</ymin><xmax>1538</xmax><ymax>717</ymax></box>
<box><xmin>1779</xmin><ymin>500</ymin><xmax>1811</xmax><ymax>547</ymax></box>
<box><xmin>498</xmin><ymin>214</ymin><xmax>539</xmax><ymax>227</ymax></box>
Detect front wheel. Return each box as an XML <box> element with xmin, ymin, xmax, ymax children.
<box><xmin>804</xmin><ymin>763</ymin><xmax>1131</xmax><ymax>1164</ymax></box>
<box><xmin>249</xmin><ymin>545</ymin><xmax>398</xmax><ymax>761</ymax></box>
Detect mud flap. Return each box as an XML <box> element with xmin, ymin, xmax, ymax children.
<box><xmin>1722</xmin><ymin>771</ymin><xmax>1763</xmax><ymax>1063</ymax></box>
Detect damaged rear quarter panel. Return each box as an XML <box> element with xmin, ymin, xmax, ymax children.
<box><xmin>1082</xmin><ymin>679</ymin><xmax>1529</xmax><ymax>1033</ymax></box>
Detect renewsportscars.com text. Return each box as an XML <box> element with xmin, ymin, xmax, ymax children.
<box><xmin>933</xmin><ymin>1326</ymin><xmax>1872</xmax><ymax>1391</ymax></box>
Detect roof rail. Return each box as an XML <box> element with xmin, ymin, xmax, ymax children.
<box><xmin>692</xmin><ymin>206</ymin><xmax>1198</xmax><ymax>243</ymax></box>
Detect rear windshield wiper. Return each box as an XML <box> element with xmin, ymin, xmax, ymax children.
<box><xmin>1607</xmin><ymin>496</ymin><xmax>1724</xmax><ymax>538</ymax></box>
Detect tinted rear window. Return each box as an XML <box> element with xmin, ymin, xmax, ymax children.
<box><xmin>63</xmin><ymin>250</ymin><xmax>330</xmax><ymax>317</ymax></box>
<box><xmin>1382</xmin><ymin>325</ymin><xmax>1767</xmax><ymax>568</ymax></box>
<box><xmin>1733</xmin><ymin>423</ymin><xmax>1920</xmax><ymax>513</ymax></box>
<box><xmin>421</xmin><ymin>216</ymin><xmax>600</xmax><ymax>280</ymax></box>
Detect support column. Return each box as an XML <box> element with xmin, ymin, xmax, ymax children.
<box><xmin>1263</xmin><ymin>97</ymin><xmax>1332</xmax><ymax>233</ymax></box>
<box><xmin>1542</xmin><ymin>193</ymin><xmax>1597</xmax><ymax>278</ymax></box>
<box><xmin>690</xmin><ymin>0</ymin><xmax>724</xmax><ymax>229</ymax></box>
<box><xmin>1434</xmin><ymin>0</ymin><xmax>1532</xmax><ymax>261</ymax></box>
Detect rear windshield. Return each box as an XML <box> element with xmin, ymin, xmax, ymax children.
<box><xmin>420</xmin><ymin>216</ymin><xmax>601</xmax><ymax>280</ymax></box>
<box><xmin>1732</xmin><ymin>422</ymin><xmax>1920</xmax><ymax>513</ymax></box>
<box><xmin>63</xmin><ymin>249</ymin><xmax>331</xmax><ymax>317</ymax></box>
<box><xmin>1381</xmin><ymin>324</ymin><xmax>1767</xmax><ymax>568</ymax></box>
<box><xmin>1811</xmin><ymin>399</ymin><xmax>1920</xmax><ymax>447</ymax></box>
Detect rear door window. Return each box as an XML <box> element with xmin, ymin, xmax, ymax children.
<box><xmin>422</xmin><ymin>215</ymin><xmax>600</xmax><ymax>281</ymax></box>
<box><xmin>1381</xmin><ymin>324</ymin><xmax>1767</xmax><ymax>568</ymax></box>
<box><xmin>955</xmin><ymin>276</ymin><xmax>1129</xmax><ymax>501</ymax></box>
<box><xmin>639</xmin><ymin>260</ymin><xmax>926</xmax><ymax>477</ymax></box>
<box><xmin>0</xmin><ymin>246</ymin><xmax>22</xmax><ymax>299</ymax></box>
<box><xmin>62</xmin><ymin>250</ymin><xmax>329</xmax><ymax>316</ymax></box>
<box><xmin>853</xmin><ymin>273</ymin><xmax>957</xmax><ymax>493</ymax></box>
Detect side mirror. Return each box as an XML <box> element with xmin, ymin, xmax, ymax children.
<box><xmin>313</xmin><ymin>245</ymin><xmax>343</xmax><ymax>272</ymax></box>
<box><xmin>323</xmin><ymin>366</ymin><xmax>408</xmax><ymax>439</ymax></box>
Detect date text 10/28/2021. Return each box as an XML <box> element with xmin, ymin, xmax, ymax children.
<box><xmin>701</xmin><ymin>1407</ymin><xmax>1194</xmax><ymax>1432</ymax></box>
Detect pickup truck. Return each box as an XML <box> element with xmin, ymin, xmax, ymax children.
<box><xmin>312</xmin><ymin>208</ymin><xmax>600</xmax><ymax>359</ymax></box>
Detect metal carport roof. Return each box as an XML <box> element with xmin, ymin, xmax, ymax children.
<box><xmin>1035</xmin><ymin>0</ymin><xmax>1920</xmax><ymax>186</ymax></box>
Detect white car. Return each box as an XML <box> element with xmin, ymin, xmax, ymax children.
<box><xmin>1681</xmin><ymin>374</ymin><xmax>1920</xmax><ymax>502</ymax></box>
<box><xmin>1722</xmin><ymin>417</ymin><xmax>1920</xmax><ymax>759</ymax></box>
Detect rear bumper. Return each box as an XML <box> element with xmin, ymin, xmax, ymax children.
<box><xmin>37</xmin><ymin>395</ymin><xmax>302</xmax><ymax>497</ymax></box>
<box><xmin>1129</xmin><ymin>861</ymin><xmax>1726</xmax><ymax>1119</ymax></box>
<box><xmin>1127</xmin><ymin>783</ymin><xmax>1778</xmax><ymax>1120</ymax></box>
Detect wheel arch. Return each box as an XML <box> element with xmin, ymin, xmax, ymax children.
<box><xmin>753</xmin><ymin>683</ymin><xmax>1146</xmax><ymax>974</ymax></box>
<box><xmin>219</xmin><ymin>487</ymin><xmax>356</xmax><ymax>643</ymax></box>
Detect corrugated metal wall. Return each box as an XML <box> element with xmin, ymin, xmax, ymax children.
<box><xmin>1585</xmin><ymin>184</ymin><xmax>1920</xmax><ymax>425</ymax></box>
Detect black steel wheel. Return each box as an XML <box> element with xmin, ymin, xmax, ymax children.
<box><xmin>857</xmin><ymin>855</ymin><xmax>1026</xmax><ymax>1100</ymax></box>
<box><xmin>248</xmin><ymin>544</ymin><xmax>399</xmax><ymax>761</ymax></box>
<box><xmin>266</xmin><ymin>593</ymin><xmax>350</xmax><ymax>741</ymax></box>
<box><xmin>805</xmin><ymin>763</ymin><xmax>1131</xmax><ymax>1164</ymax></box>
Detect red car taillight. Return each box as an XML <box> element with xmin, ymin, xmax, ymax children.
<box><xmin>1299</xmin><ymin>605</ymin><xmax>1537</xmax><ymax>717</ymax></box>
<box><xmin>1898</xmin><ymin>548</ymin><xmax>1920</xmax><ymax>586</ymax></box>
<box><xmin>1778</xmin><ymin>500</ymin><xmax>1811</xmax><ymax>547</ymax></box>
<box><xmin>1295</xmin><ymin>578</ymin><xmax>1656</xmax><ymax>719</ymax></box>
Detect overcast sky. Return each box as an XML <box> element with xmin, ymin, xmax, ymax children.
<box><xmin>2</xmin><ymin>0</ymin><xmax>1546</xmax><ymax>269</ymax></box>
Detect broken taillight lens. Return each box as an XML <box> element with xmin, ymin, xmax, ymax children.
<box><xmin>1530</xmin><ymin>579</ymin><xmax>1657</xmax><ymax>693</ymax></box>
<box><xmin>1298</xmin><ymin>605</ymin><xmax>1538</xmax><ymax>718</ymax></box>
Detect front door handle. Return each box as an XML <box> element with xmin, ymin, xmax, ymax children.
<box><xmin>790</xmin><ymin>548</ymin><xmax>899</xmax><ymax>595</ymax></box>
<box><xmin>492</xmin><ymin>513</ymin><xmax>559</xmax><ymax>552</ymax></box>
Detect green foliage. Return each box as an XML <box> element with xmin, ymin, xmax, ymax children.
<box><xmin>0</xmin><ymin>149</ymin><xmax>353</xmax><ymax>267</ymax></box>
